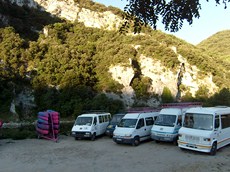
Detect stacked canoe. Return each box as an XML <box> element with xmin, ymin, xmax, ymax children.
<box><xmin>36</xmin><ymin>110</ymin><xmax>60</xmax><ymax>141</ymax></box>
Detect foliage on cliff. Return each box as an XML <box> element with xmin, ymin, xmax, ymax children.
<box><xmin>1</xmin><ymin>0</ymin><xmax>230</xmax><ymax>120</ymax></box>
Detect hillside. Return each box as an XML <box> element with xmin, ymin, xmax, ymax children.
<box><xmin>0</xmin><ymin>0</ymin><xmax>230</xmax><ymax>121</ymax></box>
<box><xmin>197</xmin><ymin>30</ymin><xmax>230</xmax><ymax>62</ymax></box>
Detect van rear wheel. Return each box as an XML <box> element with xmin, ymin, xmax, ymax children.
<box><xmin>132</xmin><ymin>137</ymin><xmax>140</xmax><ymax>146</ymax></box>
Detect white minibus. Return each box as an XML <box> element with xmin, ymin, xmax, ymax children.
<box><xmin>71</xmin><ymin>112</ymin><xmax>111</xmax><ymax>141</ymax></box>
<box><xmin>178</xmin><ymin>106</ymin><xmax>230</xmax><ymax>155</ymax></box>
<box><xmin>151</xmin><ymin>108</ymin><xmax>185</xmax><ymax>144</ymax></box>
<box><xmin>113</xmin><ymin>111</ymin><xmax>159</xmax><ymax>146</ymax></box>
<box><xmin>151</xmin><ymin>103</ymin><xmax>202</xmax><ymax>144</ymax></box>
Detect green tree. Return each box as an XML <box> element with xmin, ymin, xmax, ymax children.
<box><xmin>208</xmin><ymin>88</ymin><xmax>230</xmax><ymax>106</ymax></box>
<box><xmin>161</xmin><ymin>87</ymin><xmax>174</xmax><ymax>103</ymax></box>
<box><xmin>0</xmin><ymin>27</ymin><xmax>27</xmax><ymax>81</ymax></box>
<box><xmin>195</xmin><ymin>85</ymin><xmax>209</xmax><ymax>103</ymax></box>
<box><xmin>121</xmin><ymin>0</ymin><xmax>229</xmax><ymax>33</ymax></box>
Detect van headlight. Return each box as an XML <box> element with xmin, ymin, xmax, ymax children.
<box><xmin>124</xmin><ymin>134</ymin><xmax>132</xmax><ymax>138</ymax></box>
<box><xmin>203</xmin><ymin>138</ymin><xmax>211</xmax><ymax>142</ymax></box>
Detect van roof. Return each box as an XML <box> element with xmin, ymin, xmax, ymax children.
<box><xmin>78</xmin><ymin>113</ymin><xmax>110</xmax><ymax>117</ymax></box>
<box><xmin>123</xmin><ymin>112</ymin><xmax>159</xmax><ymax>119</ymax></box>
<box><xmin>160</xmin><ymin>108</ymin><xmax>184</xmax><ymax>115</ymax></box>
<box><xmin>186</xmin><ymin>106</ymin><xmax>230</xmax><ymax>115</ymax></box>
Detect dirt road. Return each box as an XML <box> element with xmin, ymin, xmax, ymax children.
<box><xmin>0</xmin><ymin>135</ymin><xmax>230</xmax><ymax>172</ymax></box>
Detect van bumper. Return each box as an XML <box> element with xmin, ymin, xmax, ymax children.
<box><xmin>72</xmin><ymin>131</ymin><xmax>92</xmax><ymax>139</ymax></box>
<box><xmin>113</xmin><ymin>137</ymin><xmax>134</xmax><ymax>144</ymax></box>
<box><xmin>178</xmin><ymin>140</ymin><xmax>212</xmax><ymax>153</ymax></box>
<box><xmin>105</xmin><ymin>129</ymin><xmax>114</xmax><ymax>137</ymax></box>
<box><xmin>151</xmin><ymin>133</ymin><xmax>177</xmax><ymax>142</ymax></box>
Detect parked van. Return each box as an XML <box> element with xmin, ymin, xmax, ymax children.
<box><xmin>113</xmin><ymin>111</ymin><xmax>159</xmax><ymax>146</ymax></box>
<box><xmin>105</xmin><ymin>113</ymin><xmax>126</xmax><ymax>138</ymax></box>
<box><xmin>151</xmin><ymin>108</ymin><xmax>185</xmax><ymax>144</ymax></box>
<box><xmin>71</xmin><ymin>112</ymin><xmax>111</xmax><ymax>141</ymax></box>
<box><xmin>151</xmin><ymin>102</ymin><xmax>202</xmax><ymax>144</ymax></box>
<box><xmin>178</xmin><ymin>106</ymin><xmax>230</xmax><ymax>155</ymax></box>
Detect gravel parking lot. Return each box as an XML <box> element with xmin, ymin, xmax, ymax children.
<box><xmin>0</xmin><ymin>135</ymin><xmax>230</xmax><ymax>172</ymax></box>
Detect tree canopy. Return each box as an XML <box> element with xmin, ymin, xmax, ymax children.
<box><xmin>122</xmin><ymin>0</ymin><xmax>230</xmax><ymax>33</ymax></box>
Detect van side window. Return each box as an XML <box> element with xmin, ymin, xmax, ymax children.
<box><xmin>105</xmin><ymin>115</ymin><xmax>109</xmax><ymax>122</ymax></box>
<box><xmin>104</xmin><ymin>115</ymin><xmax>107</xmax><ymax>122</ymax></box>
<box><xmin>215</xmin><ymin>115</ymin><xmax>219</xmax><ymax>129</ymax></box>
<box><xmin>93</xmin><ymin>117</ymin><xmax>97</xmax><ymax>125</ymax></box>
<box><xmin>177</xmin><ymin>115</ymin><xmax>182</xmax><ymax>126</ymax></box>
<box><xmin>145</xmin><ymin>117</ymin><xmax>154</xmax><ymax>126</ymax></box>
<box><xmin>221</xmin><ymin>114</ymin><xmax>230</xmax><ymax>129</ymax></box>
<box><xmin>99</xmin><ymin>116</ymin><xmax>103</xmax><ymax>123</ymax></box>
<box><xmin>136</xmin><ymin>118</ymin><xmax>144</xmax><ymax>129</ymax></box>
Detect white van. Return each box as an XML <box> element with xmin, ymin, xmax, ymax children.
<box><xmin>113</xmin><ymin>111</ymin><xmax>159</xmax><ymax>146</ymax></box>
<box><xmin>71</xmin><ymin>112</ymin><xmax>111</xmax><ymax>141</ymax></box>
<box><xmin>151</xmin><ymin>102</ymin><xmax>202</xmax><ymax>144</ymax></box>
<box><xmin>151</xmin><ymin>108</ymin><xmax>185</xmax><ymax>144</ymax></box>
<box><xmin>178</xmin><ymin>106</ymin><xmax>230</xmax><ymax>155</ymax></box>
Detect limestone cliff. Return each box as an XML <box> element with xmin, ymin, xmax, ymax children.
<box><xmin>7</xmin><ymin>0</ymin><xmax>123</xmax><ymax>30</ymax></box>
<box><xmin>3</xmin><ymin>0</ymin><xmax>219</xmax><ymax>108</ymax></box>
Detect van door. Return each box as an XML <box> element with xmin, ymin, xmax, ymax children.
<box><xmin>213</xmin><ymin>115</ymin><xmax>223</xmax><ymax>148</ymax></box>
<box><xmin>145</xmin><ymin>117</ymin><xmax>154</xmax><ymax>139</ymax></box>
<box><xmin>218</xmin><ymin>114</ymin><xmax>230</xmax><ymax>148</ymax></box>
<box><xmin>136</xmin><ymin>118</ymin><xmax>147</xmax><ymax>141</ymax></box>
<box><xmin>92</xmin><ymin>116</ymin><xmax>98</xmax><ymax>134</ymax></box>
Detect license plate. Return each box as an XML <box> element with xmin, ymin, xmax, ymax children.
<box><xmin>187</xmin><ymin>144</ymin><xmax>196</xmax><ymax>148</ymax></box>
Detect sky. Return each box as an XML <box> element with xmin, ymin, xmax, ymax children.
<box><xmin>93</xmin><ymin>0</ymin><xmax>230</xmax><ymax>45</ymax></box>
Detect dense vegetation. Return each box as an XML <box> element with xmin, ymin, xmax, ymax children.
<box><xmin>197</xmin><ymin>30</ymin><xmax>230</xmax><ymax>63</ymax></box>
<box><xmin>0</xmin><ymin>1</ymin><xmax>230</xmax><ymax>122</ymax></box>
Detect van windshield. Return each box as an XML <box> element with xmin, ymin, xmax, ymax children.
<box><xmin>154</xmin><ymin>114</ymin><xmax>176</xmax><ymax>127</ymax></box>
<box><xmin>75</xmin><ymin>117</ymin><xmax>93</xmax><ymax>126</ymax></box>
<box><xmin>183</xmin><ymin>113</ymin><xmax>213</xmax><ymax>130</ymax></box>
<box><xmin>117</xmin><ymin>119</ymin><xmax>137</xmax><ymax>128</ymax></box>
<box><xmin>110</xmin><ymin>115</ymin><xmax>125</xmax><ymax>124</ymax></box>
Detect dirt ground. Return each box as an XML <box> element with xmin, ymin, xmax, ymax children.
<box><xmin>0</xmin><ymin>135</ymin><xmax>230</xmax><ymax>172</ymax></box>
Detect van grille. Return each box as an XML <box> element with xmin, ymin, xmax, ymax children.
<box><xmin>185</xmin><ymin>135</ymin><xmax>200</xmax><ymax>143</ymax></box>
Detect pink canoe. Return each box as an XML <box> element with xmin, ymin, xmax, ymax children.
<box><xmin>36</xmin><ymin>127</ymin><xmax>49</xmax><ymax>135</ymax></box>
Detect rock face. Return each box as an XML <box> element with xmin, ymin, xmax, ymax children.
<box><xmin>7</xmin><ymin>0</ymin><xmax>123</xmax><ymax>30</ymax></box>
<box><xmin>3</xmin><ymin>0</ymin><xmax>219</xmax><ymax>108</ymax></box>
<box><xmin>108</xmin><ymin>47</ymin><xmax>218</xmax><ymax>107</ymax></box>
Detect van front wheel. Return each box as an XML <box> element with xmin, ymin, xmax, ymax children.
<box><xmin>91</xmin><ymin>133</ymin><xmax>96</xmax><ymax>141</ymax></box>
<box><xmin>132</xmin><ymin>137</ymin><xmax>140</xmax><ymax>146</ymax></box>
<box><xmin>210</xmin><ymin>142</ymin><xmax>217</xmax><ymax>156</ymax></box>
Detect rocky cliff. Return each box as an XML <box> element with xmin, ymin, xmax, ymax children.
<box><xmin>7</xmin><ymin>0</ymin><xmax>123</xmax><ymax>30</ymax></box>
<box><xmin>2</xmin><ymin>0</ymin><xmax>219</xmax><ymax>108</ymax></box>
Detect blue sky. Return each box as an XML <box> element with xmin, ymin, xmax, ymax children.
<box><xmin>93</xmin><ymin>0</ymin><xmax>230</xmax><ymax>45</ymax></box>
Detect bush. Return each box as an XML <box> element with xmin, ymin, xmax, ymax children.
<box><xmin>161</xmin><ymin>87</ymin><xmax>174</xmax><ymax>103</ymax></box>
